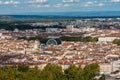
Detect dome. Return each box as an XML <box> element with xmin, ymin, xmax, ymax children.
<box><xmin>46</xmin><ymin>38</ymin><xmax>61</xmax><ymax>45</ymax></box>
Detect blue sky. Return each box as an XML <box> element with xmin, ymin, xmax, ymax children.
<box><xmin>0</xmin><ymin>0</ymin><xmax>120</xmax><ymax>14</ymax></box>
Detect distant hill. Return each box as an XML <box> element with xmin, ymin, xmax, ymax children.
<box><xmin>0</xmin><ymin>11</ymin><xmax>120</xmax><ymax>19</ymax></box>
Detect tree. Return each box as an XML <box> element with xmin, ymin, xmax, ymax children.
<box><xmin>113</xmin><ymin>39</ymin><xmax>120</xmax><ymax>46</ymax></box>
<box><xmin>82</xmin><ymin>63</ymin><xmax>100</xmax><ymax>80</ymax></box>
<box><xmin>41</xmin><ymin>64</ymin><xmax>63</xmax><ymax>80</ymax></box>
<box><xmin>18</xmin><ymin>64</ymin><xmax>29</xmax><ymax>72</ymax></box>
<box><xmin>64</xmin><ymin>65</ymin><xmax>78</xmax><ymax>80</ymax></box>
<box><xmin>99</xmin><ymin>74</ymin><xmax>106</xmax><ymax>80</ymax></box>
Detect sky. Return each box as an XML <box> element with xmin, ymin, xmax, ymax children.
<box><xmin>0</xmin><ymin>0</ymin><xmax>120</xmax><ymax>14</ymax></box>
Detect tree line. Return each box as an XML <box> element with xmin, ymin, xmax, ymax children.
<box><xmin>0</xmin><ymin>22</ymin><xmax>64</xmax><ymax>31</ymax></box>
<box><xmin>0</xmin><ymin>63</ymin><xmax>105</xmax><ymax>80</ymax></box>
<box><xmin>113</xmin><ymin>39</ymin><xmax>120</xmax><ymax>46</ymax></box>
<box><xmin>18</xmin><ymin>36</ymin><xmax>98</xmax><ymax>44</ymax></box>
<box><xmin>60</xmin><ymin>36</ymin><xmax>98</xmax><ymax>42</ymax></box>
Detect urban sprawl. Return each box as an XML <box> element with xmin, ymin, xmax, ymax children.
<box><xmin>0</xmin><ymin>18</ymin><xmax>120</xmax><ymax>78</ymax></box>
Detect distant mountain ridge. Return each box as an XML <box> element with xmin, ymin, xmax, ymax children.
<box><xmin>1</xmin><ymin>11</ymin><xmax>120</xmax><ymax>18</ymax></box>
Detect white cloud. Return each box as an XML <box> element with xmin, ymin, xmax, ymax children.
<box><xmin>64</xmin><ymin>4</ymin><xmax>72</xmax><ymax>7</ymax></box>
<box><xmin>54</xmin><ymin>3</ymin><xmax>62</xmax><ymax>7</ymax></box>
<box><xmin>31</xmin><ymin>4</ymin><xmax>50</xmax><ymax>8</ymax></box>
<box><xmin>111</xmin><ymin>0</ymin><xmax>120</xmax><ymax>2</ymax></box>
<box><xmin>0</xmin><ymin>1</ymin><xmax>2</xmax><ymax>4</ymax></box>
<box><xmin>0</xmin><ymin>0</ymin><xmax>20</xmax><ymax>5</ymax></box>
<box><xmin>84</xmin><ymin>1</ymin><xmax>104</xmax><ymax>7</ymax></box>
<box><xmin>42</xmin><ymin>4</ymin><xmax>50</xmax><ymax>8</ymax></box>
<box><xmin>35</xmin><ymin>0</ymin><xmax>47</xmax><ymax>2</ymax></box>
<box><xmin>29</xmin><ymin>0</ymin><xmax>47</xmax><ymax>3</ymax></box>
<box><xmin>98</xmin><ymin>3</ymin><xmax>104</xmax><ymax>6</ymax></box>
<box><xmin>54</xmin><ymin>3</ymin><xmax>73</xmax><ymax>8</ymax></box>
<box><xmin>84</xmin><ymin>2</ymin><xmax>94</xmax><ymax>7</ymax></box>
<box><xmin>53</xmin><ymin>3</ymin><xmax>74</xmax><ymax>8</ymax></box>
<box><xmin>87</xmin><ymin>2</ymin><xmax>93</xmax><ymax>5</ymax></box>
<box><xmin>62</xmin><ymin>0</ymin><xmax>79</xmax><ymax>3</ymax></box>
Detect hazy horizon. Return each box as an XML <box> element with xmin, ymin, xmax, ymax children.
<box><xmin>0</xmin><ymin>11</ymin><xmax>120</xmax><ymax>18</ymax></box>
